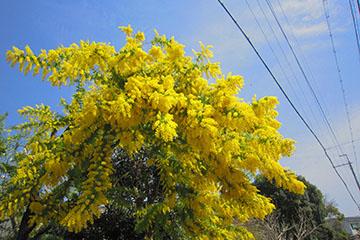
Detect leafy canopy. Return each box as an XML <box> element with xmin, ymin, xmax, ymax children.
<box><xmin>1</xmin><ymin>25</ymin><xmax>304</xmax><ymax>239</ymax></box>
<box><xmin>255</xmin><ymin>176</ymin><xmax>349</xmax><ymax>240</ymax></box>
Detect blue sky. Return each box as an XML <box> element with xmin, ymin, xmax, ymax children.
<box><xmin>1</xmin><ymin>0</ymin><xmax>360</xmax><ymax>216</ymax></box>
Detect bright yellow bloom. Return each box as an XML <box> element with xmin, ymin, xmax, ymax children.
<box><xmin>118</xmin><ymin>24</ymin><xmax>133</xmax><ymax>36</ymax></box>
<box><xmin>149</xmin><ymin>45</ymin><xmax>164</xmax><ymax>59</ymax></box>
<box><xmin>2</xmin><ymin>25</ymin><xmax>304</xmax><ymax>239</ymax></box>
<box><xmin>166</xmin><ymin>37</ymin><xmax>185</xmax><ymax>61</ymax></box>
<box><xmin>153</xmin><ymin>112</ymin><xmax>178</xmax><ymax>142</ymax></box>
<box><xmin>135</xmin><ymin>31</ymin><xmax>145</xmax><ymax>41</ymax></box>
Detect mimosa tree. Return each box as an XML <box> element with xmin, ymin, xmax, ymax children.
<box><xmin>1</xmin><ymin>26</ymin><xmax>304</xmax><ymax>239</ymax></box>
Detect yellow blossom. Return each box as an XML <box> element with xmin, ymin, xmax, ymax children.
<box><xmin>119</xmin><ymin>24</ymin><xmax>133</xmax><ymax>36</ymax></box>
<box><xmin>1</xmin><ymin>26</ymin><xmax>305</xmax><ymax>239</ymax></box>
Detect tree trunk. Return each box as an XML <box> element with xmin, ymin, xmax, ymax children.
<box><xmin>16</xmin><ymin>205</ymin><xmax>35</xmax><ymax>240</ymax></box>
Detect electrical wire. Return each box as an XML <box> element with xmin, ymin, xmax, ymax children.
<box><xmin>348</xmin><ymin>0</ymin><xmax>360</xmax><ymax>63</ymax></box>
<box><xmin>253</xmin><ymin>0</ymin><xmax>321</xmax><ymax>132</ymax></box>
<box><xmin>323</xmin><ymin>0</ymin><xmax>360</xmax><ymax>174</ymax></box>
<box><xmin>273</xmin><ymin>0</ymin><xmax>329</xmax><ymax>115</ymax></box>
<box><xmin>272</xmin><ymin>0</ymin><xmax>334</xmax><ymax>144</ymax></box>
<box><xmin>357</xmin><ymin>0</ymin><xmax>360</xmax><ymax>16</ymax></box>
<box><xmin>264</xmin><ymin>0</ymin><xmax>345</xmax><ymax>157</ymax></box>
<box><xmin>243</xmin><ymin>0</ymin><xmax>308</xmax><ymax>119</ymax></box>
<box><xmin>327</xmin><ymin>138</ymin><xmax>360</xmax><ymax>151</ymax></box>
<box><xmin>216</xmin><ymin>0</ymin><xmax>360</xmax><ymax>211</ymax></box>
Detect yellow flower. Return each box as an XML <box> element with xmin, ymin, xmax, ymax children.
<box><xmin>2</xmin><ymin>26</ymin><xmax>305</xmax><ymax>239</ymax></box>
<box><xmin>166</xmin><ymin>37</ymin><xmax>185</xmax><ymax>61</ymax></box>
<box><xmin>148</xmin><ymin>45</ymin><xmax>164</xmax><ymax>59</ymax></box>
<box><xmin>135</xmin><ymin>31</ymin><xmax>145</xmax><ymax>41</ymax></box>
<box><xmin>153</xmin><ymin>113</ymin><xmax>178</xmax><ymax>142</ymax></box>
<box><xmin>199</xmin><ymin>41</ymin><xmax>214</xmax><ymax>59</ymax></box>
<box><xmin>118</xmin><ymin>24</ymin><xmax>133</xmax><ymax>36</ymax></box>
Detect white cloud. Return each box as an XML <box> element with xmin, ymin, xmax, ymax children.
<box><xmin>292</xmin><ymin>22</ymin><xmax>328</xmax><ymax>37</ymax></box>
<box><xmin>188</xmin><ymin>0</ymin><xmax>347</xmax><ymax>60</ymax></box>
<box><xmin>280</xmin><ymin>0</ymin><xmax>324</xmax><ymax>21</ymax></box>
<box><xmin>300</xmin><ymin>40</ymin><xmax>330</xmax><ymax>51</ymax></box>
<box><xmin>274</xmin><ymin>0</ymin><xmax>330</xmax><ymax>40</ymax></box>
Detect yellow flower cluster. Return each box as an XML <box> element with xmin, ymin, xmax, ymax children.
<box><xmin>153</xmin><ymin>112</ymin><xmax>178</xmax><ymax>142</ymax></box>
<box><xmin>2</xmin><ymin>25</ymin><xmax>305</xmax><ymax>238</ymax></box>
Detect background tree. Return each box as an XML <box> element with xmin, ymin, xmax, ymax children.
<box><xmin>0</xmin><ymin>113</ymin><xmax>16</xmax><ymax>240</ymax></box>
<box><xmin>245</xmin><ymin>211</ymin><xmax>293</xmax><ymax>240</ymax></box>
<box><xmin>252</xmin><ymin>175</ymin><xmax>350</xmax><ymax>240</ymax></box>
<box><xmin>1</xmin><ymin>26</ymin><xmax>305</xmax><ymax>239</ymax></box>
<box><xmin>315</xmin><ymin>199</ymin><xmax>349</xmax><ymax>240</ymax></box>
<box><xmin>0</xmin><ymin>114</ymin><xmax>41</xmax><ymax>240</ymax></box>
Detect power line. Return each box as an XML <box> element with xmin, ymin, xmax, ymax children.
<box><xmin>264</xmin><ymin>0</ymin><xmax>345</xmax><ymax>159</ymax></box>
<box><xmin>257</xmin><ymin>0</ymin><xmax>357</xmax><ymax>169</ymax></box>
<box><xmin>273</xmin><ymin>0</ymin><xmax>331</xmax><ymax>123</ymax></box>
<box><xmin>243</xmin><ymin>0</ymin><xmax>308</xmax><ymax>123</ymax></box>
<box><xmin>348</xmin><ymin>0</ymin><xmax>360</xmax><ymax>63</ymax></box>
<box><xmin>255</xmin><ymin>0</ymin><xmax>341</xmax><ymax>157</ymax></box>
<box><xmin>269</xmin><ymin>0</ymin><xmax>360</xmax><ymax>203</ymax></box>
<box><xmin>254</xmin><ymin>0</ymin><xmax>337</xmax><ymax>152</ymax></box>
<box><xmin>216</xmin><ymin>0</ymin><xmax>360</xmax><ymax>211</ymax></box>
<box><xmin>322</xmin><ymin>0</ymin><xmax>360</xmax><ymax>177</ymax></box>
<box><xmin>339</xmin><ymin>154</ymin><xmax>360</xmax><ymax>193</ymax></box>
<box><xmin>253</xmin><ymin>0</ymin><xmax>322</xmax><ymax>133</ymax></box>
<box><xmin>272</xmin><ymin>0</ymin><xmax>359</xmax><ymax>180</ymax></box>
<box><xmin>326</xmin><ymin>138</ymin><xmax>360</xmax><ymax>151</ymax></box>
<box><xmin>271</xmin><ymin>0</ymin><xmax>333</xmax><ymax>135</ymax></box>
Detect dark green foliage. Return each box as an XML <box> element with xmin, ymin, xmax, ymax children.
<box><xmin>314</xmin><ymin>224</ymin><xmax>349</xmax><ymax>240</ymax></box>
<box><xmin>66</xmin><ymin>148</ymin><xmax>185</xmax><ymax>239</ymax></box>
<box><xmin>0</xmin><ymin>114</ymin><xmax>7</xmax><ymax>156</ymax></box>
<box><xmin>64</xmin><ymin>208</ymin><xmax>144</xmax><ymax>240</ymax></box>
<box><xmin>0</xmin><ymin>113</ymin><xmax>28</xmax><ymax>180</ymax></box>
<box><xmin>317</xmin><ymin>200</ymin><xmax>349</xmax><ymax>240</ymax></box>
<box><xmin>256</xmin><ymin>176</ymin><xmax>325</xmax><ymax>226</ymax></box>
<box><xmin>255</xmin><ymin>175</ymin><xmax>350</xmax><ymax>240</ymax></box>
